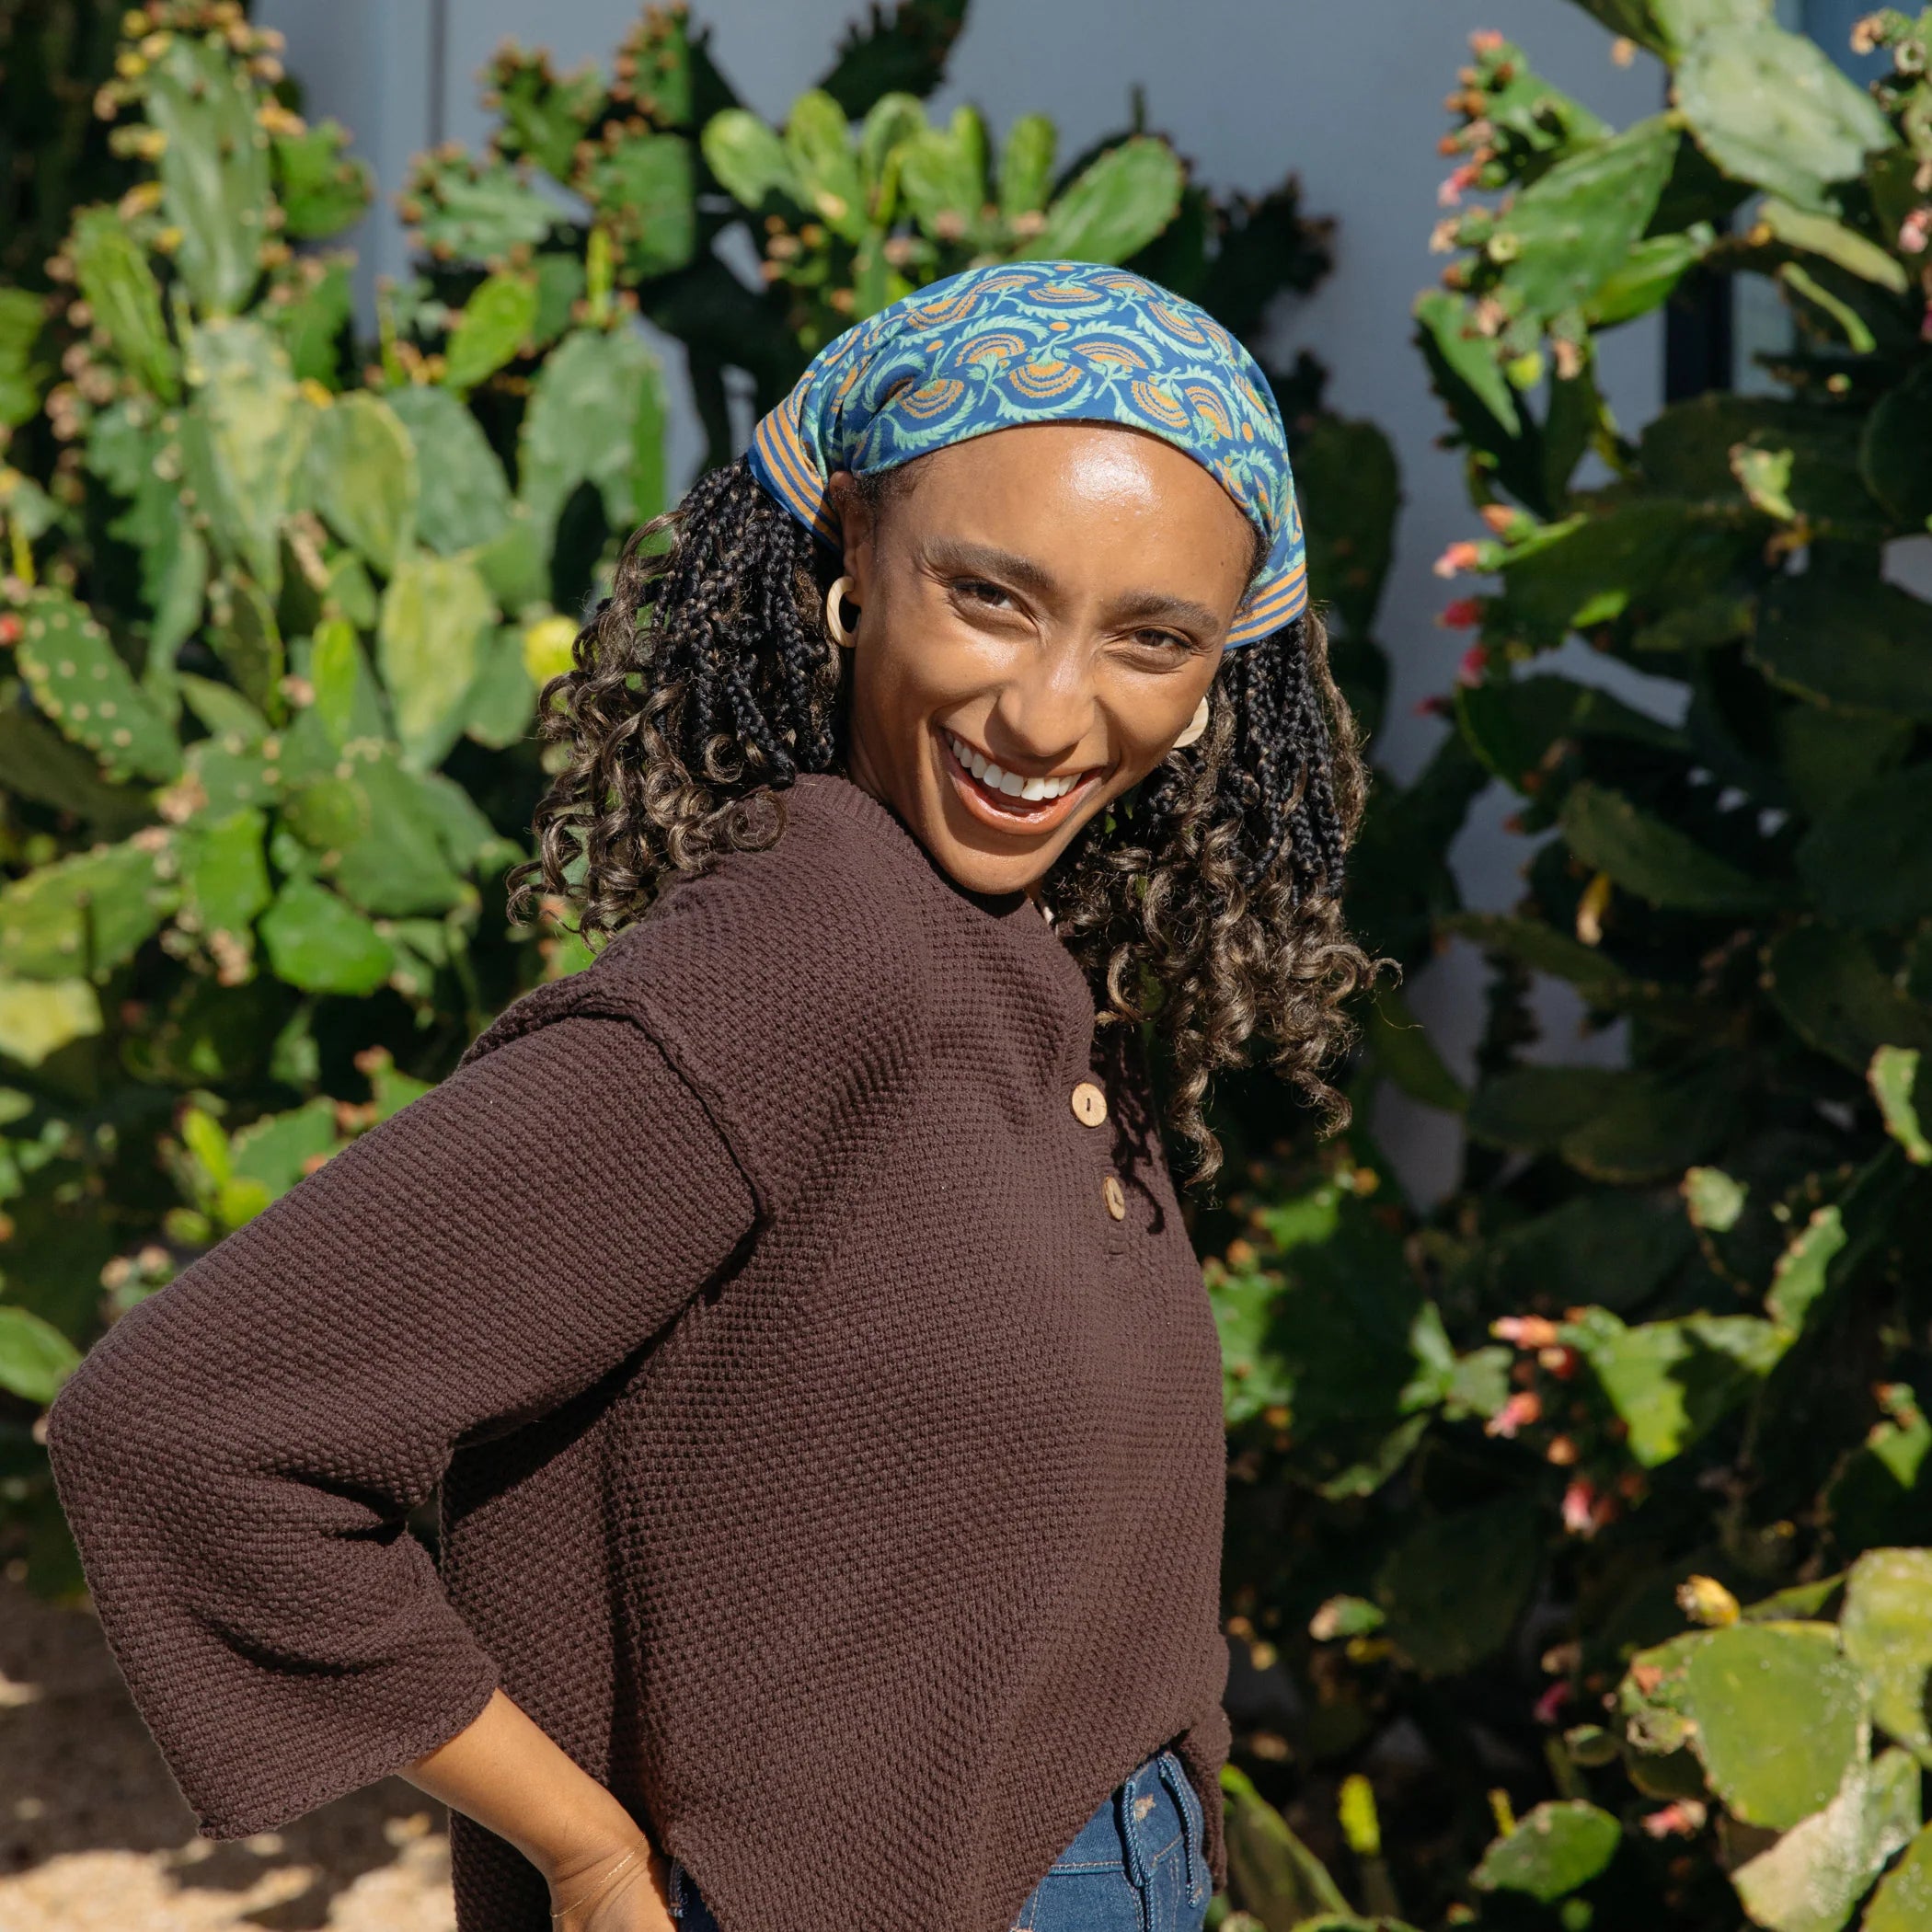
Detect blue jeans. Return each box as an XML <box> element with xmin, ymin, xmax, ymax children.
<box><xmin>664</xmin><ymin>1745</ymin><xmax>1212</xmax><ymax>1932</ymax></box>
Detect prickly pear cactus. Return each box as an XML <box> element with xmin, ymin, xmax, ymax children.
<box><xmin>699</xmin><ymin>87</ymin><xmax>1187</xmax><ymax>349</ymax></box>
<box><xmin>15</xmin><ymin>588</ymin><xmax>180</xmax><ymax>783</ymax></box>
<box><xmin>0</xmin><ymin>0</ymin><xmax>647</xmax><ymax>1594</ymax></box>
<box><xmin>1190</xmin><ymin>8</ymin><xmax>1932</xmax><ymax>1932</ymax></box>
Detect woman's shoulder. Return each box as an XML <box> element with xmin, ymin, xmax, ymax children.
<box><xmin>604</xmin><ymin>773</ymin><xmax>939</xmax><ymax>995</ymax></box>
<box><xmin>461</xmin><ymin>776</ymin><xmax>939</xmax><ymax>1205</ymax></box>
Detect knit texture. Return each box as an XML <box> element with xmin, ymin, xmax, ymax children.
<box><xmin>46</xmin><ymin>773</ymin><xmax>1234</xmax><ymax>1932</ymax></box>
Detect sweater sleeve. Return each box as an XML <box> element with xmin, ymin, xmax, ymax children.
<box><xmin>42</xmin><ymin>1015</ymin><xmax>757</xmax><ymax>1841</ymax></box>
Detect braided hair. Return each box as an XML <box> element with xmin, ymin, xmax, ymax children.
<box><xmin>507</xmin><ymin>454</ymin><xmax>1375</xmax><ymax>1188</ymax></box>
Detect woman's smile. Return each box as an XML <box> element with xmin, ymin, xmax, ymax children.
<box><xmin>937</xmin><ymin>725</ymin><xmax>1104</xmax><ymax>835</ymax></box>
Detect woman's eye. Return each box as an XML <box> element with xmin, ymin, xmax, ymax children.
<box><xmin>955</xmin><ymin>578</ymin><xmax>1012</xmax><ymax>608</ymax></box>
<box><xmin>1133</xmin><ymin>628</ymin><xmax>1195</xmax><ymax>654</ymax></box>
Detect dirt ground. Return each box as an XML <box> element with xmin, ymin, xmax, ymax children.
<box><xmin>0</xmin><ymin>1571</ymin><xmax>458</xmax><ymax>1931</ymax></box>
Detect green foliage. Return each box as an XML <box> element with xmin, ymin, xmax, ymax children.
<box><xmin>700</xmin><ymin>88</ymin><xmax>1184</xmax><ymax>352</ymax></box>
<box><xmin>1198</xmin><ymin>7</ymin><xmax>1932</xmax><ymax>1930</ymax></box>
<box><xmin>0</xmin><ymin>3</ymin><xmax>697</xmax><ymax>1596</ymax></box>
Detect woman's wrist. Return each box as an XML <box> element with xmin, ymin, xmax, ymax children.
<box><xmin>399</xmin><ymin>1686</ymin><xmax>655</xmax><ymax>1887</ymax></box>
<box><xmin>541</xmin><ymin>1823</ymin><xmax>656</xmax><ymax>1892</ymax></box>
<box><xmin>545</xmin><ymin>1834</ymin><xmax>660</xmax><ymax>1917</ymax></box>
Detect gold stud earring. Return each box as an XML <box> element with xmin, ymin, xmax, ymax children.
<box><xmin>1173</xmin><ymin>694</ymin><xmax>1211</xmax><ymax>750</ymax></box>
<box><xmin>824</xmin><ymin>575</ymin><xmax>859</xmax><ymax>648</ymax></box>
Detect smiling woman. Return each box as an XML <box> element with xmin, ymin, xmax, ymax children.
<box><xmin>45</xmin><ymin>260</ymin><xmax>1377</xmax><ymax>1932</ymax></box>
<box><xmin>529</xmin><ymin>261</ymin><xmax>1374</xmax><ymax>1184</ymax></box>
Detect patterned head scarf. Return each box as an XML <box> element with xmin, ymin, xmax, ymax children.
<box><xmin>746</xmin><ymin>260</ymin><xmax>1306</xmax><ymax>647</ymax></box>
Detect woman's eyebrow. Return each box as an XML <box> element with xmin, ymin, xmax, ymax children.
<box><xmin>924</xmin><ymin>537</ymin><xmax>1060</xmax><ymax>602</ymax></box>
<box><xmin>1102</xmin><ymin>586</ymin><xmax>1225</xmax><ymax>638</ymax></box>
<box><xmin>926</xmin><ymin>538</ymin><xmax>1223</xmax><ymax>637</ymax></box>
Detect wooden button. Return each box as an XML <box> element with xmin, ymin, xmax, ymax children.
<box><xmin>1102</xmin><ymin>1175</ymin><xmax>1127</xmax><ymax>1220</ymax></box>
<box><xmin>1071</xmin><ymin>1080</ymin><xmax>1108</xmax><ymax>1127</ymax></box>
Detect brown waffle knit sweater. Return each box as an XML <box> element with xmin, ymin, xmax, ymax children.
<box><xmin>44</xmin><ymin>773</ymin><xmax>1234</xmax><ymax>1932</ymax></box>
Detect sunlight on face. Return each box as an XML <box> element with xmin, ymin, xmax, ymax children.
<box><xmin>828</xmin><ymin>421</ymin><xmax>1259</xmax><ymax>898</ymax></box>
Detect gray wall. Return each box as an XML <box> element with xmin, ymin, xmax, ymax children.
<box><xmin>258</xmin><ymin>0</ymin><xmax>1682</xmax><ymax>1198</ymax></box>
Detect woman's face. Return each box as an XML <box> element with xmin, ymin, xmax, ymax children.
<box><xmin>828</xmin><ymin>422</ymin><xmax>1258</xmax><ymax>898</ymax></box>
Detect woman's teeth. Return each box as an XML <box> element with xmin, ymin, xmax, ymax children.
<box><xmin>945</xmin><ymin>731</ymin><xmax>1081</xmax><ymax>803</ymax></box>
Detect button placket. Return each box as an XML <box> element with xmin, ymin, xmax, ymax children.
<box><xmin>1067</xmin><ymin>1067</ymin><xmax>1131</xmax><ymax>1246</ymax></box>
<box><xmin>1018</xmin><ymin>899</ymin><xmax>1133</xmax><ymax>1255</ymax></box>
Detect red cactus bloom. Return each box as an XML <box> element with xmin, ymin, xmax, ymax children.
<box><xmin>1533</xmin><ymin>1680</ymin><xmax>1571</xmax><ymax>1725</ymax></box>
<box><xmin>1438</xmin><ymin>597</ymin><xmax>1483</xmax><ymax>629</ymax></box>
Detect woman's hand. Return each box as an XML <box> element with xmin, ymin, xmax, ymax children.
<box><xmin>546</xmin><ymin>1835</ymin><xmax>678</xmax><ymax>1932</ymax></box>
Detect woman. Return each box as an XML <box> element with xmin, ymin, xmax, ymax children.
<box><xmin>44</xmin><ymin>261</ymin><xmax>1371</xmax><ymax>1932</ymax></box>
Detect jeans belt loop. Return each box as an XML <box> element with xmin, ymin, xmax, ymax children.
<box><xmin>1157</xmin><ymin>1752</ymin><xmax>1207</xmax><ymax>1907</ymax></box>
<box><xmin>1116</xmin><ymin>1762</ymin><xmax>1157</xmax><ymax>1932</ymax></box>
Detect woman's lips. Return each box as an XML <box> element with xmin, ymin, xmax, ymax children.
<box><xmin>937</xmin><ymin>728</ymin><xmax>1101</xmax><ymax>834</ymax></box>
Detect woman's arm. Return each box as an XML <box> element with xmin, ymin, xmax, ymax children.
<box><xmin>42</xmin><ymin>1013</ymin><xmax>755</xmax><ymax>1893</ymax></box>
<box><xmin>402</xmin><ymin>1687</ymin><xmax>671</xmax><ymax>1926</ymax></box>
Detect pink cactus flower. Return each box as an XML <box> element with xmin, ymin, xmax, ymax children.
<box><xmin>1493</xmin><ymin>1315</ymin><xmax>1563</xmax><ymax>1348</ymax></box>
<box><xmin>1640</xmin><ymin>1801</ymin><xmax>1708</xmax><ymax>1839</ymax></box>
<box><xmin>1486</xmin><ymin>1390</ymin><xmax>1542</xmax><ymax>1440</ymax></box>
<box><xmin>1561</xmin><ymin>1478</ymin><xmax>1600</xmax><ymax>1536</ymax></box>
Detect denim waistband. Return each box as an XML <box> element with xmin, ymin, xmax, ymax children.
<box><xmin>665</xmin><ymin>1743</ymin><xmax>1209</xmax><ymax>1926</ymax></box>
<box><xmin>1047</xmin><ymin>1745</ymin><xmax>1209</xmax><ymax>1907</ymax></box>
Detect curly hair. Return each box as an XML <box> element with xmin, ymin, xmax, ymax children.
<box><xmin>505</xmin><ymin>454</ymin><xmax>1376</xmax><ymax>1188</ymax></box>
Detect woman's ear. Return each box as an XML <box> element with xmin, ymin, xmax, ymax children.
<box><xmin>825</xmin><ymin>469</ymin><xmax>876</xmax><ymax>604</ymax></box>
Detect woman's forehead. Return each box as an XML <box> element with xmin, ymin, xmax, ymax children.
<box><xmin>877</xmin><ymin>424</ymin><xmax>1265</xmax><ymax>561</ymax></box>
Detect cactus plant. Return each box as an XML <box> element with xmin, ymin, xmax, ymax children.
<box><xmin>1187</xmin><ymin>7</ymin><xmax>1932</xmax><ymax>1931</ymax></box>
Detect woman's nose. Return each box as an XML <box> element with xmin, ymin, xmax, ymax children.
<box><xmin>987</xmin><ymin>661</ymin><xmax>1096</xmax><ymax>767</ymax></box>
